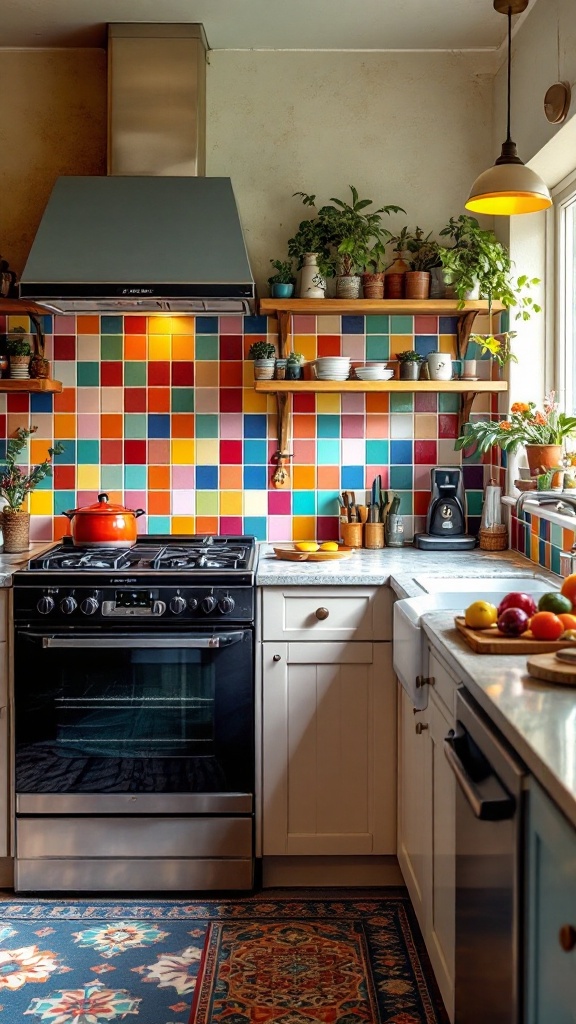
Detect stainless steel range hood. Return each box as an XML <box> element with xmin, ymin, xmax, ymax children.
<box><xmin>19</xmin><ymin>25</ymin><xmax>255</xmax><ymax>314</ymax></box>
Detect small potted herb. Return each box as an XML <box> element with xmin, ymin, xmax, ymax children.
<box><xmin>248</xmin><ymin>341</ymin><xmax>276</xmax><ymax>380</ymax></box>
<box><xmin>268</xmin><ymin>259</ymin><xmax>296</xmax><ymax>299</ymax></box>
<box><xmin>396</xmin><ymin>349</ymin><xmax>424</xmax><ymax>380</ymax></box>
<box><xmin>6</xmin><ymin>327</ymin><xmax>33</xmax><ymax>380</ymax></box>
<box><xmin>286</xmin><ymin>352</ymin><xmax>305</xmax><ymax>380</ymax></box>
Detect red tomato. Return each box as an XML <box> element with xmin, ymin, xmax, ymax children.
<box><xmin>557</xmin><ymin>613</ymin><xmax>576</xmax><ymax>631</ymax></box>
<box><xmin>529</xmin><ymin>611</ymin><xmax>565</xmax><ymax>641</ymax></box>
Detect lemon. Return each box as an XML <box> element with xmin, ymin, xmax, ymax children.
<box><xmin>464</xmin><ymin>600</ymin><xmax>499</xmax><ymax>629</ymax></box>
<box><xmin>320</xmin><ymin>541</ymin><xmax>339</xmax><ymax>551</ymax></box>
<box><xmin>295</xmin><ymin>541</ymin><xmax>320</xmax><ymax>552</ymax></box>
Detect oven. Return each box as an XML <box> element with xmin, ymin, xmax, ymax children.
<box><xmin>11</xmin><ymin>536</ymin><xmax>257</xmax><ymax>893</ymax></box>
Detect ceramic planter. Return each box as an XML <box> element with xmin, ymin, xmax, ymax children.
<box><xmin>525</xmin><ymin>444</ymin><xmax>564</xmax><ymax>476</ymax></box>
<box><xmin>271</xmin><ymin>282</ymin><xmax>294</xmax><ymax>298</ymax></box>
<box><xmin>427</xmin><ymin>352</ymin><xmax>453</xmax><ymax>380</ymax></box>
<box><xmin>253</xmin><ymin>358</ymin><xmax>276</xmax><ymax>380</ymax></box>
<box><xmin>405</xmin><ymin>271</ymin><xmax>431</xmax><ymax>300</ymax></box>
<box><xmin>399</xmin><ymin>361</ymin><xmax>421</xmax><ymax>381</ymax></box>
<box><xmin>335</xmin><ymin>274</ymin><xmax>361</xmax><ymax>299</ymax></box>
<box><xmin>299</xmin><ymin>254</ymin><xmax>326</xmax><ymax>298</ymax></box>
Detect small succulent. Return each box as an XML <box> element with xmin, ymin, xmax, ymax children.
<box><xmin>248</xmin><ymin>341</ymin><xmax>276</xmax><ymax>360</ymax></box>
<box><xmin>396</xmin><ymin>349</ymin><xmax>423</xmax><ymax>363</ymax></box>
<box><xmin>287</xmin><ymin>351</ymin><xmax>304</xmax><ymax>364</ymax></box>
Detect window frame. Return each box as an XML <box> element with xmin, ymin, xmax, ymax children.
<box><xmin>551</xmin><ymin>169</ymin><xmax>576</xmax><ymax>416</ymax></box>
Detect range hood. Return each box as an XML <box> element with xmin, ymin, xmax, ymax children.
<box><xmin>19</xmin><ymin>25</ymin><xmax>255</xmax><ymax>314</ymax></box>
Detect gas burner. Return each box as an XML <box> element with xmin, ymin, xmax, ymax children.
<box><xmin>37</xmin><ymin>548</ymin><xmax>136</xmax><ymax>571</ymax></box>
<box><xmin>151</xmin><ymin>543</ymin><xmax>250</xmax><ymax>572</ymax></box>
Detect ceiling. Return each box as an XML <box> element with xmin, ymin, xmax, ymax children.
<box><xmin>3</xmin><ymin>0</ymin><xmax>535</xmax><ymax>52</ymax></box>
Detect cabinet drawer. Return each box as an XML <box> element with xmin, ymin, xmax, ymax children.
<box><xmin>261</xmin><ymin>586</ymin><xmax>392</xmax><ymax>641</ymax></box>
<box><xmin>427</xmin><ymin>646</ymin><xmax>459</xmax><ymax>717</ymax></box>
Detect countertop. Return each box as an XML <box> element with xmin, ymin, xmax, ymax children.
<box><xmin>257</xmin><ymin>542</ymin><xmax>576</xmax><ymax>830</ymax></box>
<box><xmin>0</xmin><ymin>542</ymin><xmax>55</xmax><ymax>586</ymax></box>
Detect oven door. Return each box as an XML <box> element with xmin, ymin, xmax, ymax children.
<box><xmin>14</xmin><ymin>628</ymin><xmax>254</xmax><ymax>814</ymax></box>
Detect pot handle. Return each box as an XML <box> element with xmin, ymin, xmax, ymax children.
<box><xmin>134</xmin><ymin>509</ymin><xmax>145</xmax><ymax>518</ymax></box>
<box><xmin>62</xmin><ymin>510</ymin><xmax>74</xmax><ymax>521</ymax></box>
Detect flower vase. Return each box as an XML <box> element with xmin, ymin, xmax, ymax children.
<box><xmin>525</xmin><ymin>444</ymin><xmax>564</xmax><ymax>476</ymax></box>
<box><xmin>299</xmin><ymin>254</ymin><xmax>326</xmax><ymax>299</ymax></box>
<box><xmin>2</xmin><ymin>510</ymin><xmax>30</xmax><ymax>553</ymax></box>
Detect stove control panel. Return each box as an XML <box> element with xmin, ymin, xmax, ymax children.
<box><xmin>24</xmin><ymin>585</ymin><xmax>253</xmax><ymax>623</ymax></box>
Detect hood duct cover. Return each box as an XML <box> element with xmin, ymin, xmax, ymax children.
<box><xmin>19</xmin><ymin>25</ymin><xmax>255</xmax><ymax>314</ymax></box>
<box><xmin>19</xmin><ymin>175</ymin><xmax>256</xmax><ymax>313</ymax></box>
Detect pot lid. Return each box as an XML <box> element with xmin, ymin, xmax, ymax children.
<box><xmin>65</xmin><ymin>493</ymin><xmax>141</xmax><ymax>516</ymax></box>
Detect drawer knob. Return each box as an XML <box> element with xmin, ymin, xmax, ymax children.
<box><xmin>559</xmin><ymin>924</ymin><xmax>576</xmax><ymax>951</ymax></box>
<box><xmin>273</xmin><ymin>654</ymin><xmax>281</xmax><ymax>662</ymax></box>
<box><xmin>315</xmin><ymin>607</ymin><xmax>330</xmax><ymax>620</ymax></box>
<box><xmin>416</xmin><ymin>675</ymin><xmax>435</xmax><ymax>688</ymax></box>
<box><xmin>415</xmin><ymin>722</ymin><xmax>429</xmax><ymax>735</ymax></box>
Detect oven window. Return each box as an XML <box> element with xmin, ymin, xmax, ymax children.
<box><xmin>15</xmin><ymin>631</ymin><xmax>254</xmax><ymax>795</ymax></box>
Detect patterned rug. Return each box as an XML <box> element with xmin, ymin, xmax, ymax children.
<box><xmin>0</xmin><ymin>891</ymin><xmax>449</xmax><ymax>1024</ymax></box>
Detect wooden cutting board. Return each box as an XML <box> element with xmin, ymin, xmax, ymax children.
<box><xmin>273</xmin><ymin>544</ymin><xmax>354</xmax><ymax>562</ymax></box>
<box><xmin>454</xmin><ymin>616</ymin><xmax>576</xmax><ymax>654</ymax></box>
<box><xmin>527</xmin><ymin>651</ymin><xmax>576</xmax><ymax>686</ymax></box>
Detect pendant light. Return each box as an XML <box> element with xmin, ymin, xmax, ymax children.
<box><xmin>466</xmin><ymin>0</ymin><xmax>552</xmax><ymax>216</ymax></box>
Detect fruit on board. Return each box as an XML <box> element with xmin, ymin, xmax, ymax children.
<box><xmin>529</xmin><ymin>611</ymin><xmax>565</xmax><ymax>641</ymax></box>
<box><xmin>537</xmin><ymin>591</ymin><xmax>573</xmax><ymax>615</ymax></box>
<box><xmin>295</xmin><ymin>541</ymin><xmax>320</xmax><ymax>552</ymax></box>
<box><xmin>560</xmin><ymin>572</ymin><xmax>576</xmax><ymax>606</ymax></box>
<box><xmin>497</xmin><ymin>607</ymin><xmax>530</xmax><ymax>637</ymax></box>
<box><xmin>497</xmin><ymin>592</ymin><xmax>537</xmax><ymax>618</ymax></box>
<box><xmin>319</xmin><ymin>541</ymin><xmax>339</xmax><ymax>551</ymax></box>
<box><xmin>557</xmin><ymin>613</ymin><xmax>576</xmax><ymax>631</ymax></box>
<box><xmin>464</xmin><ymin>600</ymin><xmax>499</xmax><ymax>629</ymax></box>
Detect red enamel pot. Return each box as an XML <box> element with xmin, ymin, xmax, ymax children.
<box><xmin>62</xmin><ymin>492</ymin><xmax>145</xmax><ymax>547</ymax></box>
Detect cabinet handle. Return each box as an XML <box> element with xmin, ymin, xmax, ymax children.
<box><xmin>315</xmin><ymin>607</ymin><xmax>330</xmax><ymax>620</ymax></box>
<box><xmin>415</xmin><ymin>722</ymin><xmax>429</xmax><ymax>734</ymax></box>
<box><xmin>273</xmin><ymin>654</ymin><xmax>281</xmax><ymax>662</ymax></box>
<box><xmin>416</xmin><ymin>674</ymin><xmax>435</xmax><ymax>688</ymax></box>
<box><xmin>559</xmin><ymin>924</ymin><xmax>576</xmax><ymax>952</ymax></box>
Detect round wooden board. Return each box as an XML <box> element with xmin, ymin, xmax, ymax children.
<box><xmin>272</xmin><ymin>544</ymin><xmax>354</xmax><ymax>562</ymax></box>
<box><xmin>526</xmin><ymin>651</ymin><xmax>576</xmax><ymax>686</ymax></box>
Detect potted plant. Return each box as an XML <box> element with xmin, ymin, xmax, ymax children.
<box><xmin>361</xmin><ymin>240</ymin><xmax>388</xmax><ymax>299</ymax></box>
<box><xmin>267</xmin><ymin>258</ymin><xmax>296</xmax><ymax>299</ymax></box>
<box><xmin>248</xmin><ymin>340</ymin><xmax>276</xmax><ymax>380</ymax></box>
<box><xmin>455</xmin><ymin>392</ymin><xmax>576</xmax><ymax>477</ymax></box>
<box><xmin>384</xmin><ymin>226</ymin><xmax>412</xmax><ymax>297</ymax></box>
<box><xmin>287</xmin><ymin>210</ymin><xmax>333</xmax><ymax>298</ymax></box>
<box><xmin>396</xmin><ymin>349</ymin><xmax>424</xmax><ymax>380</ymax></box>
<box><xmin>293</xmin><ymin>187</ymin><xmax>404</xmax><ymax>298</ymax></box>
<box><xmin>6</xmin><ymin>327</ymin><xmax>33</xmax><ymax>380</ymax></box>
<box><xmin>0</xmin><ymin>426</ymin><xmax>64</xmax><ymax>552</ymax></box>
<box><xmin>286</xmin><ymin>351</ymin><xmax>305</xmax><ymax>380</ymax></box>
<box><xmin>405</xmin><ymin>228</ymin><xmax>441</xmax><ymax>299</ymax></box>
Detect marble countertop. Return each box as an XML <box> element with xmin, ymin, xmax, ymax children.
<box><xmin>0</xmin><ymin>542</ymin><xmax>54</xmax><ymax>587</ymax></box>
<box><xmin>257</xmin><ymin>542</ymin><xmax>576</xmax><ymax>829</ymax></box>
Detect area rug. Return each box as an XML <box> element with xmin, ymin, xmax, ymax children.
<box><xmin>0</xmin><ymin>891</ymin><xmax>448</xmax><ymax>1024</ymax></box>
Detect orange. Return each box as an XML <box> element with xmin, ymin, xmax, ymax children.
<box><xmin>529</xmin><ymin>611</ymin><xmax>564</xmax><ymax>641</ymax></box>
<box><xmin>557</xmin><ymin>613</ymin><xmax>576</xmax><ymax>631</ymax></box>
<box><xmin>560</xmin><ymin>573</ymin><xmax>576</xmax><ymax>607</ymax></box>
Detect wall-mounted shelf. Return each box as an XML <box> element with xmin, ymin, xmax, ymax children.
<box><xmin>0</xmin><ymin>379</ymin><xmax>62</xmax><ymax>393</ymax></box>
<box><xmin>0</xmin><ymin>299</ymin><xmax>49</xmax><ymax>316</ymax></box>
<box><xmin>258</xmin><ymin>298</ymin><xmax>506</xmax><ymax>487</ymax></box>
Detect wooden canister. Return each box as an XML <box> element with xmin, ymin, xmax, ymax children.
<box><xmin>364</xmin><ymin>522</ymin><xmax>385</xmax><ymax>549</ymax></box>
<box><xmin>341</xmin><ymin>522</ymin><xmax>363</xmax><ymax>548</ymax></box>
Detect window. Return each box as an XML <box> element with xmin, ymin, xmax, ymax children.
<box><xmin>553</xmin><ymin>172</ymin><xmax>576</xmax><ymax>414</ymax></box>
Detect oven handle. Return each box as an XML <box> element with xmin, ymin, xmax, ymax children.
<box><xmin>444</xmin><ymin>726</ymin><xmax>516</xmax><ymax>822</ymax></box>
<box><xmin>22</xmin><ymin>632</ymin><xmax>247</xmax><ymax>649</ymax></box>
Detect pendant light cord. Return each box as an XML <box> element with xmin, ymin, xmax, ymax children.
<box><xmin>506</xmin><ymin>6</ymin><xmax>512</xmax><ymax>143</ymax></box>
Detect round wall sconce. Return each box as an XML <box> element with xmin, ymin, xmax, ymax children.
<box><xmin>544</xmin><ymin>81</ymin><xmax>571</xmax><ymax>124</ymax></box>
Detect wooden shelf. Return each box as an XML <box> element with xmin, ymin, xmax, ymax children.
<box><xmin>0</xmin><ymin>298</ymin><xmax>50</xmax><ymax>316</ymax></box>
<box><xmin>259</xmin><ymin>297</ymin><xmax>505</xmax><ymax>317</ymax></box>
<box><xmin>255</xmin><ymin>380</ymin><xmax>507</xmax><ymax>394</ymax></box>
<box><xmin>0</xmin><ymin>378</ymin><xmax>62</xmax><ymax>393</ymax></box>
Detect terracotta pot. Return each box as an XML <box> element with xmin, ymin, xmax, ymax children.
<box><xmin>62</xmin><ymin>492</ymin><xmax>145</xmax><ymax>547</ymax></box>
<box><xmin>362</xmin><ymin>273</ymin><xmax>384</xmax><ymax>299</ymax></box>
<box><xmin>405</xmin><ymin>271</ymin><xmax>431</xmax><ymax>299</ymax></box>
<box><xmin>525</xmin><ymin>444</ymin><xmax>564</xmax><ymax>476</ymax></box>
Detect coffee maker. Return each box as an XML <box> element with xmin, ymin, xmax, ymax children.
<box><xmin>414</xmin><ymin>467</ymin><xmax>476</xmax><ymax>550</ymax></box>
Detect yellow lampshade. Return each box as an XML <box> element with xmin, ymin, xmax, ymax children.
<box><xmin>466</xmin><ymin>157</ymin><xmax>552</xmax><ymax>215</ymax></box>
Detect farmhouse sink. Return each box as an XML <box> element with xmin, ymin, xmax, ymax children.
<box><xmin>393</xmin><ymin>576</ymin><xmax>556</xmax><ymax>710</ymax></box>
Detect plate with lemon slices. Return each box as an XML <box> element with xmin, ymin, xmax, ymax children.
<box><xmin>272</xmin><ymin>542</ymin><xmax>354</xmax><ymax>561</ymax></box>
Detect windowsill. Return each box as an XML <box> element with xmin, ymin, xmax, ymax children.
<box><xmin>503</xmin><ymin>493</ymin><xmax>576</xmax><ymax>531</ymax></box>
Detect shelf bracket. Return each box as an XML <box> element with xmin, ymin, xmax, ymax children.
<box><xmin>271</xmin><ymin>392</ymin><xmax>292</xmax><ymax>488</ymax></box>
<box><xmin>456</xmin><ymin>311</ymin><xmax>479</xmax><ymax>361</ymax></box>
<box><xmin>458</xmin><ymin>390</ymin><xmax>478</xmax><ymax>433</ymax></box>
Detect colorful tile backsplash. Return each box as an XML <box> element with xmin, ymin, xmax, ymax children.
<box><xmin>0</xmin><ymin>310</ymin><xmax>495</xmax><ymax>544</ymax></box>
<box><xmin>511</xmin><ymin>509</ymin><xmax>576</xmax><ymax>576</ymax></box>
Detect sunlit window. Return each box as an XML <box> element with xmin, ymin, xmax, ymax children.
<box><xmin>554</xmin><ymin>175</ymin><xmax>576</xmax><ymax>415</ymax></box>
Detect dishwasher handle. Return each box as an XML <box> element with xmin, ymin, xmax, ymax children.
<box><xmin>444</xmin><ymin>726</ymin><xmax>516</xmax><ymax>822</ymax></box>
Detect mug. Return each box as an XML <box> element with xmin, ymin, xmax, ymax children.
<box><xmin>427</xmin><ymin>352</ymin><xmax>453</xmax><ymax>381</ymax></box>
<box><xmin>462</xmin><ymin>358</ymin><xmax>477</xmax><ymax>379</ymax></box>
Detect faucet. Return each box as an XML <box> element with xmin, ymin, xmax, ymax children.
<box><xmin>515</xmin><ymin>490</ymin><xmax>576</xmax><ymax>518</ymax></box>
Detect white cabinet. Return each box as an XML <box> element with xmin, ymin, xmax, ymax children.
<box><xmin>397</xmin><ymin>641</ymin><xmax>457</xmax><ymax>1022</ymax></box>
<box><xmin>261</xmin><ymin>587</ymin><xmax>396</xmax><ymax>858</ymax></box>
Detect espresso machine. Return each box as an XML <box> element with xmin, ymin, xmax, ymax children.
<box><xmin>414</xmin><ymin>467</ymin><xmax>476</xmax><ymax>550</ymax></box>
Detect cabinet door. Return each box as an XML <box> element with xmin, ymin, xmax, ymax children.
<box><xmin>397</xmin><ymin>684</ymin><xmax>432</xmax><ymax>931</ymax></box>
<box><xmin>428</xmin><ymin>688</ymin><xmax>456</xmax><ymax>1021</ymax></box>
<box><xmin>262</xmin><ymin>641</ymin><xmax>396</xmax><ymax>856</ymax></box>
<box><xmin>526</xmin><ymin>779</ymin><xmax>576</xmax><ymax>1024</ymax></box>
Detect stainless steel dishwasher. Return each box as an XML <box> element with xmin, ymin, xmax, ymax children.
<box><xmin>444</xmin><ymin>687</ymin><xmax>526</xmax><ymax>1024</ymax></box>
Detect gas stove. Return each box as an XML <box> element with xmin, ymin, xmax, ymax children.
<box><xmin>13</xmin><ymin>534</ymin><xmax>257</xmax><ymax>627</ymax></box>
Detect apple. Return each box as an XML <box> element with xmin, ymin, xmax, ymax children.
<box><xmin>497</xmin><ymin>607</ymin><xmax>530</xmax><ymax>637</ymax></box>
<box><xmin>497</xmin><ymin>592</ymin><xmax>538</xmax><ymax>618</ymax></box>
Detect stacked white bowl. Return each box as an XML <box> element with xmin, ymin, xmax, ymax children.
<box><xmin>355</xmin><ymin>363</ymin><xmax>394</xmax><ymax>381</ymax></box>
<box><xmin>313</xmin><ymin>356</ymin><xmax>351</xmax><ymax>380</ymax></box>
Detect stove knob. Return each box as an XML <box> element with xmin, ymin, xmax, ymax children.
<box><xmin>80</xmin><ymin>596</ymin><xmax>99</xmax><ymax>616</ymax></box>
<box><xmin>201</xmin><ymin>595</ymin><xmax>217</xmax><ymax>615</ymax></box>
<box><xmin>60</xmin><ymin>595</ymin><xmax>77</xmax><ymax>615</ymax></box>
<box><xmin>152</xmin><ymin>600</ymin><xmax>166</xmax><ymax>616</ymax></box>
<box><xmin>37</xmin><ymin>595</ymin><xmax>55</xmax><ymax>615</ymax></box>
<box><xmin>218</xmin><ymin>596</ymin><xmax>235</xmax><ymax>615</ymax></box>
<box><xmin>188</xmin><ymin>597</ymin><xmax>199</xmax><ymax>611</ymax></box>
<box><xmin>170</xmin><ymin>595</ymin><xmax>187</xmax><ymax>615</ymax></box>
